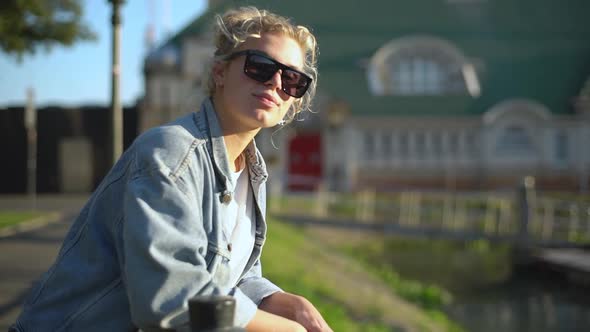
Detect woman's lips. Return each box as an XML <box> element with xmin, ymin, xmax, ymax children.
<box><xmin>253</xmin><ymin>92</ymin><xmax>278</xmax><ymax>108</ymax></box>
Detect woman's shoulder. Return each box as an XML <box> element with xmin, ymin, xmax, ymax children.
<box><xmin>140</xmin><ymin>113</ymin><xmax>204</xmax><ymax>145</ymax></box>
<box><xmin>130</xmin><ymin>113</ymin><xmax>208</xmax><ymax>174</ymax></box>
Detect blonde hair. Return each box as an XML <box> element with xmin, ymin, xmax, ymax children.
<box><xmin>208</xmin><ymin>6</ymin><xmax>318</xmax><ymax>123</ymax></box>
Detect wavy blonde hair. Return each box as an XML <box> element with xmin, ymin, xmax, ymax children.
<box><xmin>207</xmin><ymin>6</ymin><xmax>318</xmax><ymax>123</ymax></box>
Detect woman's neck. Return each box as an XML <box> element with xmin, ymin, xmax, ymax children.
<box><xmin>212</xmin><ymin>95</ymin><xmax>260</xmax><ymax>172</ymax></box>
<box><xmin>224</xmin><ymin>131</ymin><xmax>257</xmax><ymax>172</ymax></box>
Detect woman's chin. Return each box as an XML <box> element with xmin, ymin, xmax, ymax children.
<box><xmin>258</xmin><ymin>119</ymin><xmax>280</xmax><ymax>129</ymax></box>
<box><xmin>249</xmin><ymin>110</ymin><xmax>280</xmax><ymax>128</ymax></box>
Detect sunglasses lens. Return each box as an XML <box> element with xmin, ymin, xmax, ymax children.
<box><xmin>245</xmin><ymin>54</ymin><xmax>278</xmax><ymax>82</ymax></box>
<box><xmin>244</xmin><ymin>53</ymin><xmax>311</xmax><ymax>98</ymax></box>
<box><xmin>281</xmin><ymin>70</ymin><xmax>309</xmax><ymax>98</ymax></box>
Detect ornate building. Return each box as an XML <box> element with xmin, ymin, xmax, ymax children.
<box><xmin>141</xmin><ymin>0</ymin><xmax>590</xmax><ymax>192</ymax></box>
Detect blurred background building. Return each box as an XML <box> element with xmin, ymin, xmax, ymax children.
<box><xmin>3</xmin><ymin>0</ymin><xmax>589</xmax><ymax>194</ymax></box>
<box><xmin>141</xmin><ymin>0</ymin><xmax>590</xmax><ymax>193</ymax></box>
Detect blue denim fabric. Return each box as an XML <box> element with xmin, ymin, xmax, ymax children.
<box><xmin>12</xmin><ymin>98</ymin><xmax>281</xmax><ymax>331</ymax></box>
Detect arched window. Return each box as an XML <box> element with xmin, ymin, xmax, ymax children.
<box><xmin>484</xmin><ymin>99</ymin><xmax>551</xmax><ymax>161</ymax></box>
<box><xmin>368</xmin><ymin>36</ymin><xmax>480</xmax><ymax>97</ymax></box>
<box><xmin>393</xmin><ymin>57</ymin><xmax>445</xmax><ymax>94</ymax></box>
<box><xmin>495</xmin><ymin>125</ymin><xmax>534</xmax><ymax>155</ymax></box>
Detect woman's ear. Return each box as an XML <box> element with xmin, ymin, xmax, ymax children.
<box><xmin>212</xmin><ymin>61</ymin><xmax>227</xmax><ymax>88</ymax></box>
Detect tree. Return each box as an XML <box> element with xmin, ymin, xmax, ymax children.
<box><xmin>0</xmin><ymin>0</ymin><xmax>96</xmax><ymax>59</ymax></box>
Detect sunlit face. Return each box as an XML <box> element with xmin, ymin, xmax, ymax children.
<box><xmin>213</xmin><ymin>32</ymin><xmax>304</xmax><ymax>134</ymax></box>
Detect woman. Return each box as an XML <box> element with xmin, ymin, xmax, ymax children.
<box><xmin>11</xmin><ymin>6</ymin><xmax>331</xmax><ymax>332</ymax></box>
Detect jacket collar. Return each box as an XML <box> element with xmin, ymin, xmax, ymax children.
<box><xmin>244</xmin><ymin>139</ymin><xmax>268</xmax><ymax>185</ymax></box>
<box><xmin>195</xmin><ymin>98</ymin><xmax>268</xmax><ymax>192</ymax></box>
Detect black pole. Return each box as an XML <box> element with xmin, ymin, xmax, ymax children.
<box><xmin>511</xmin><ymin>176</ymin><xmax>537</xmax><ymax>272</ymax></box>
<box><xmin>517</xmin><ymin>176</ymin><xmax>536</xmax><ymax>245</ymax></box>
<box><xmin>108</xmin><ymin>0</ymin><xmax>124</xmax><ymax>165</ymax></box>
<box><xmin>188</xmin><ymin>295</ymin><xmax>245</xmax><ymax>331</ymax></box>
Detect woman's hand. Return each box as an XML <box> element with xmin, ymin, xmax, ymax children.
<box><xmin>259</xmin><ymin>292</ymin><xmax>333</xmax><ymax>332</ymax></box>
<box><xmin>291</xmin><ymin>296</ymin><xmax>332</xmax><ymax>332</ymax></box>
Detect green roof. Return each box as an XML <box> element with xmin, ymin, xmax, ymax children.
<box><xmin>156</xmin><ymin>0</ymin><xmax>590</xmax><ymax>117</ymax></box>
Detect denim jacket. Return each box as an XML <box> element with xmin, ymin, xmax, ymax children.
<box><xmin>12</xmin><ymin>98</ymin><xmax>281</xmax><ymax>331</ymax></box>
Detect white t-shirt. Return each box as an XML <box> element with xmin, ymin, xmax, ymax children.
<box><xmin>224</xmin><ymin>166</ymin><xmax>256</xmax><ymax>287</ymax></box>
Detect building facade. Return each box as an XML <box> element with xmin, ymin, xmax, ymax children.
<box><xmin>141</xmin><ymin>0</ymin><xmax>590</xmax><ymax>192</ymax></box>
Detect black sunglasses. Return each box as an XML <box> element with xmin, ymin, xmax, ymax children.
<box><xmin>225</xmin><ymin>49</ymin><xmax>312</xmax><ymax>98</ymax></box>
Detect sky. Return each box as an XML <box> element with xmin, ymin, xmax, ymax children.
<box><xmin>0</xmin><ymin>0</ymin><xmax>207</xmax><ymax>108</ymax></box>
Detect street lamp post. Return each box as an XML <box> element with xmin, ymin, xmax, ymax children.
<box><xmin>108</xmin><ymin>0</ymin><xmax>125</xmax><ymax>165</ymax></box>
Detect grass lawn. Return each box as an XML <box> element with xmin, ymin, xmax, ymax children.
<box><xmin>0</xmin><ymin>211</ymin><xmax>45</xmax><ymax>229</ymax></box>
<box><xmin>262</xmin><ymin>217</ymin><xmax>449</xmax><ymax>331</ymax></box>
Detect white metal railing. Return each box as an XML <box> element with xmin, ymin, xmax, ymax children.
<box><xmin>270</xmin><ymin>189</ymin><xmax>590</xmax><ymax>244</ymax></box>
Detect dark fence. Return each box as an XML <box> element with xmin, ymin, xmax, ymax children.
<box><xmin>0</xmin><ymin>105</ymin><xmax>138</xmax><ymax>193</ymax></box>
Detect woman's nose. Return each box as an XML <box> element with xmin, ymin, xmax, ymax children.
<box><xmin>265</xmin><ymin>70</ymin><xmax>282</xmax><ymax>90</ymax></box>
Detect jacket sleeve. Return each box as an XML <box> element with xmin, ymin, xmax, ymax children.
<box><xmin>122</xmin><ymin>166</ymin><xmax>257</xmax><ymax>330</ymax></box>
<box><xmin>236</xmin><ymin>258</ymin><xmax>283</xmax><ymax>306</ymax></box>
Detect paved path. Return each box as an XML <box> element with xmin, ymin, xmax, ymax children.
<box><xmin>0</xmin><ymin>194</ymin><xmax>88</xmax><ymax>212</ymax></box>
<box><xmin>0</xmin><ymin>195</ymin><xmax>88</xmax><ymax>330</ymax></box>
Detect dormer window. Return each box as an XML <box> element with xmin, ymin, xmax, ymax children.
<box><xmin>495</xmin><ymin>125</ymin><xmax>534</xmax><ymax>155</ymax></box>
<box><xmin>392</xmin><ymin>57</ymin><xmax>447</xmax><ymax>95</ymax></box>
<box><xmin>368</xmin><ymin>36</ymin><xmax>480</xmax><ymax>97</ymax></box>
